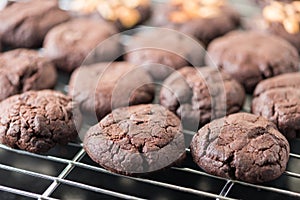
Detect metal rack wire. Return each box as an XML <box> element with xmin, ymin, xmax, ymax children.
<box><xmin>1</xmin><ymin>0</ymin><xmax>300</xmax><ymax>199</ymax></box>
<box><xmin>0</xmin><ymin>131</ymin><xmax>299</xmax><ymax>200</ymax></box>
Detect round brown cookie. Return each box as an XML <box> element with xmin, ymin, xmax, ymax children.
<box><xmin>84</xmin><ymin>104</ymin><xmax>186</xmax><ymax>175</ymax></box>
<box><xmin>125</xmin><ymin>28</ymin><xmax>204</xmax><ymax>80</ymax></box>
<box><xmin>0</xmin><ymin>0</ymin><xmax>70</xmax><ymax>48</ymax></box>
<box><xmin>252</xmin><ymin>73</ymin><xmax>300</xmax><ymax>139</ymax></box>
<box><xmin>190</xmin><ymin>112</ymin><xmax>290</xmax><ymax>183</ymax></box>
<box><xmin>267</xmin><ymin>23</ymin><xmax>300</xmax><ymax>53</ymax></box>
<box><xmin>43</xmin><ymin>18</ymin><xmax>122</xmax><ymax>73</ymax></box>
<box><xmin>254</xmin><ymin>72</ymin><xmax>300</xmax><ymax>95</ymax></box>
<box><xmin>151</xmin><ymin>0</ymin><xmax>240</xmax><ymax>46</ymax></box>
<box><xmin>160</xmin><ymin>66</ymin><xmax>245</xmax><ymax>131</ymax></box>
<box><xmin>70</xmin><ymin>0</ymin><xmax>151</xmax><ymax>30</ymax></box>
<box><xmin>68</xmin><ymin>62</ymin><xmax>155</xmax><ymax>120</ymax></box>
<box><xmin>0</xmin><ymin>90</ymin><xmax>82</xmax><ymax>153</ymax></box>
<box><xmin>0</xmin><ymin>49</ymin><xmax>57</xmax><ymax>102</ymax></box>
<box><xmin>206</xmin><ymin>31</ymin><xmax>299</xmax><ymax>93</ymax></box>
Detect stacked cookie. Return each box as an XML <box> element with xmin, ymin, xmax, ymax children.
<box><xmin>0</xmin><ymin>0</ymin><xmax>297</xmax><ymax>185</ymax></box>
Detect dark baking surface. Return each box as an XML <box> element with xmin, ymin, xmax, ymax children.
<box><xmin>0</xmin><ymin>0</ymin><xmax>299</xmax><ymax>200</ymax></box>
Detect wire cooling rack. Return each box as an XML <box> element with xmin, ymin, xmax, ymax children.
<box><xmin>1</xmin><ymin>0</ymin><xmax>300</xmax><ymax>199</ymax></box>
<box><xmin>0</xmin><ymin>131</ymin><xmax>299</xmax><ymax>200</ymax></box>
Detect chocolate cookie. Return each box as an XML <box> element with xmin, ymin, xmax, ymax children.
<box><xmin>0</xmin><ymin>49</ymin><xmax>57</xmax><ymax>102</ymax></box>
<box><xmin>152</xmin><ymin>0</ymin><xmax>240</xmax><ymax>45</ymax></box>
<box><xmin>252</xmin><ymin>73</ymin><xmax>300</xmax><ymax>139</ymax></box>
<box><xmin>190</xmin><ymin>112</ymin><xmax>290</xmax><ymax>183</ymax></box>
<box><xmin>267</xmin><ymin>23</ymin><xmax>300</xmax><ymax>53</ymax></box>
<box><xmin>206</xmin><ymin>31</ymin><xmax>299</xmax><ymax>93</ymax></box>
<box><xmin>68</xmin><ymin>62</ymin><xmax>155</xmax><ymax>120</ymax></box>
<box><xmin>125</xmin><ymin>28</ymin><xmax>204</xmax><ymax>80</ymax></box>
<box><xmin>160</xmin><ymin>66</ymin><xmax>245</xmax><ymax>131</ymax></box>
<box><xmin>70</xmin><ymin>0</ymin><xmax>151</xmax><ymax>30</ymax></box>
<box><xmin>0</xmin><ymin>90</ymin><xmax>82</xmax><ymax>153</ymax></box>
<box><xmin>0</xmin><ymin>0</ymin><xmax>70</xmax><ymax>48</ymax></box>
<box><xmin>43</xmin><ymin>18</ymin><xmax>122</xmax><ymax>72</ymax></box>
<box><xmin>262</xmin><ymin>1</ymin><xmax>300</xmax><ymax>53</ymax></box>
<box><xmin>84</xmin><ymin>104</ymin><xmax>186</xmax><ymax>175</ymax></box>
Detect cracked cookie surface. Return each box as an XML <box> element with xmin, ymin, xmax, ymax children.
<box><xmin>125</xmin><ymin>29</ymin><xmax>204</xmax><ymax>80</ymax></box>
<box><xmin>0</xmin><ymin>0</ymin><xmax>70</xmax><ymax>48</ymax></box>
<box><xmin>252</xmin><ymin>72</ymin><xmax>300</xmax><ymax>139</ymax></box>
<box><xmin>190</xmin><ymin>112</ymin><xmax>290</xmax><ymax>183</ymax></box>
<box><xmin>0</xmin><ymin>49</ymin><xmax>57</xmax><ymax>102</ymax></box>
<box><xmin>160</xmin><ymin>66</ymin><xmax>245</xmax><ymax>131</ymax></box>
<box><xmin>152</xmin><ymin>3</ymin><xmax>240</xmax><ymax>46</ymax></box>
<box><xmin>68</xmin><ymin>62</ymin><xmax>155</xmax><ymax>120</ymax></box>
<box><xmin>206</xmin><ymin>31</ymin><xmax>299</xmax><ymax>93</ymax></box>
<box><xmin>43</xmin><ymin>18</ymin><xmax>121</xmax><ymax>72</ymax></box>
<box><xmin>84</xmin><ymin>104</ymin><xmax>186</xmax><ymax>175</ymax></box>
<box><xmin>0</xmin><ymin>90</ymin><xmax>82</xmax><ymax>153</ymax></box>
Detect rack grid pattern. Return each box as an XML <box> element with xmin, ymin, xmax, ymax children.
<box><xmin>0</xmin><ymin>131</ymin><xmax>300</xmax><ymax>200</ymax></box>
<box><xmin>1</xmin><ymin>0</ymin><xmax>300</xmax><ymax>199</ymax></box>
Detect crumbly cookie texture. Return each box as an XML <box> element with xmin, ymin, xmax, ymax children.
<box><xmin>263</xmin><ymin>1</ymin><xmax>300</xmax><ymax>34</ymax></box>
<box><xmin>0</xmin><ymin>49</ymin><xmax>57</xmax><ymax>101</ymax></box>
<box><xmin>151</xmin><ymin>0</ymin><xmax>239</xmax><ymax>46</ymax></box>
<box><xmin>43</xmin><ymin>18</ymin><xmax>121</xmax><ymax>72</ymax></box>
<box><xmin>84</xmin><ymin>104</ymin><xmax>186</xmax><ymax>175</ymax></box>
<box><xmin>190</xmin><ymin>112</ymin><xmax>290</xmax><ymax>183</ymax></box>
<box><xmin>160</xmin><ymin>66</ymin><xmax>245</xmax><ymax>131</ymax></box>
<box><xmin>68</xmin><ymin>62</ymin><xmax>155</xmax><ymax>120</ymax></box>
<box><xmin>125</xmin><ymin>29</ymin><xmax>204</xmax><ymax>80</ymax></box>
<box><xmin>0</xmin><ymin>90</ymin><xmax>82</xmax><ymax>153</ymax></box>
<box><xmin>0</xmin><ymin>0</ymin><xmax>70</xmax><ymax>48</ymax></box>
<box><xmin>252</xmin><ymin>73</ymin><xmax>300</xmax><ymax>139</ymax></box>
<box><xmin>206</xmin><ymin>31</ymin><xmax>299</xmax><ymax>93</ymax></box>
